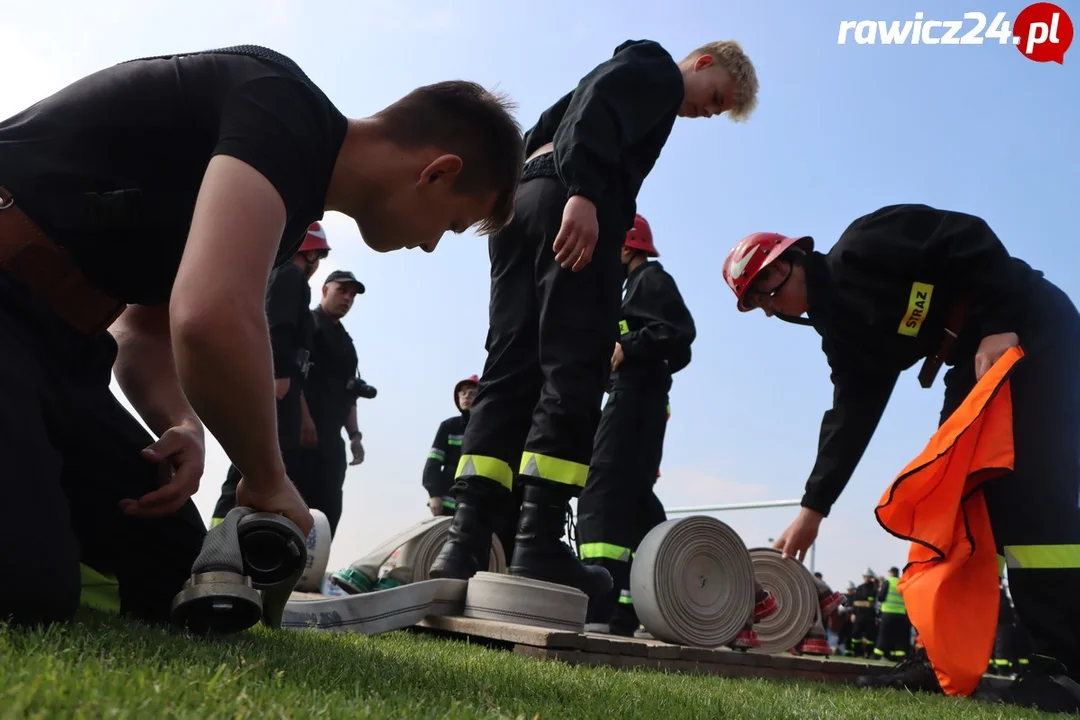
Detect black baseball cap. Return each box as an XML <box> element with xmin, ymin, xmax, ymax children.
<box><xmin>324</xmin><ymin>270</ymin><xmax>365</xmax><ymax>294</ymax></box>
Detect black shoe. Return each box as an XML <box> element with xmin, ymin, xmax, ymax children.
<box><xmin>608</xmin><ymin>601</ymin><xmax>641</xmax><ymax>637</ymax></box>
<box><xmin>429</xmin><ymin>484</ymin><xmax>505</xmax><ymax>581</ymax></box>
<box><xmin>508</xmin><ymin>483</ymin><xmax>612</xmax><ymax>600</ymax></box>
<box><xmin>975</xmin><ymin>657</ymin><xmax>1080</xmax><ymax>714</ymax></box>
<box><xmin>855</xmin><ymin>650</ymin><xmax>943</xmax><ymax>694</ymax></box>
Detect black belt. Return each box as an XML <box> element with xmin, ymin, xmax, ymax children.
<box><xmin>0</xmin><ymin>186</ymin><xmax>126</xmax><ymax>336</ymax></box>
<box><xmin>521</xmin><ymin>152</ymin><xmax>558</xmax><ymax>182</ymax></box>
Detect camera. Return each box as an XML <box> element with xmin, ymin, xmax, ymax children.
<box><xmin>346</xmin><ymin>376</ymin><xmax>378</xmax><ymax>400</ymax></box>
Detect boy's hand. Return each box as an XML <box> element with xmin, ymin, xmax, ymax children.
<box><xmin>553</xmin><ymin>195</ymin><xmax>598</xmax><ymax>271</ymax></box>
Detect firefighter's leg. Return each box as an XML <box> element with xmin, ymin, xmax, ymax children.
<box><xmin>430</xmin><ymin>185</ymin><xmax>543</xmax><ymax>581</ymax></box>
<box><xmin>942</xmin><ymin>281</ymin><xmax>1080</xmax><ymax>682</ymax></box>
<box><xmin>873</xmin><ymin>614</ymin><xmax>894</xmax><ymax>660</ymax></box>
<box><xmin>614</xmin><ymin>392</ymin><xmax>670</xmax><ymax>633</ymax></box>
<box><xmin>63</xmin><ymin>388</ymin><xmax>207</xmax><ymax>626</ymax></box>
<box><xmin>0</xmin><ymin>307</ymin><xmax>81</xmax><ymax>626</ymax></box>
<box><xmin>576</xmin><ymin>390</ymin><xmax>640</xmax><ymax>628</ymax></box>
<box><xmin>945</xmin><ymin>281</ymin><xmax>1080</xmax><ymax>711</ymax></box>
<box><xmin>302</xmin><ymin>433</ymin><xmax>346</xmax><ymax>537</ymax></box>
<box><xmin>508</xmin><ymin>179</ymin><xmax>624</xmax><ymax>600</ymax></box>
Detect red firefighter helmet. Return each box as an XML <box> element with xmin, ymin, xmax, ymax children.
<box><xmin>722</xmin><ymin>232</ymin><xmax>813</xmax><ymax>311</ymax></box>
<box><xmin>624</xmin><ymin>214</ymin><xmax>659</xmax><ymax>257</ymax></box>
<box><xmin>298</xmin><ymin>221</ymin><xmax>330</xmax><ymax>253</ymax></box>
<box><xmin>454</xmin><ymin>375</ymin><xmax>479</xmax><ymax>410</ymax></box>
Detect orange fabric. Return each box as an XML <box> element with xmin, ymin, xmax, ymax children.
<box><xmin>875</xmin><ymin>346</ymin><xmax>1025</xmax><ymax>697</ymax></box>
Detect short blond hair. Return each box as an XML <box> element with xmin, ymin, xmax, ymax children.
<box><xmin>685</xmin><ymin>40</ymin><xmax>759</xmax><ymax>122</ymax></box>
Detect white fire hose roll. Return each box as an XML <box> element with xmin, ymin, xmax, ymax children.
<box><xmin>630</xmin><ymin>516</ymin><xmax>756</xmax><ymax>648</ymax></box>
<box><xmin>397</xmin><ymin>519</ymin><xmax>507</xmax><ymax>585</ymax></box>
<box><xmin>296</xmin><ymin>509</ymin><xmax>332</xmax><ymax>592</ymax></box>
<box><xmin>746</xmin><ymin>547</ymin><xmax>816</xmax><ymax>654</ymax></box>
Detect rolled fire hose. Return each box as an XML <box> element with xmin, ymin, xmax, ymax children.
<box><xmin>331</xmin><ymin>516</ymin><xmax>506</xmax><ymax>593</ymax></box>
<box><xmin>384</xmin><ymin>517</ymin><xmax>507</xmax><ymax>587</ymax></box>
<box><xmin>280</xmin><ymin>516</ymin><xmax>506</xmax><ymax>635</ymax></box>
<box><xmin>745</xmin><ymin>547</ymin><xmax>817</xmax><ymax>654</ymax></box>
<box><xmin>296</xmin><ymin>509</ymin><xmax>332</xmax><ymax>593</ymax></box>
<box><xmin>629</xmin><ymin>515</ymin><xmax>756</xmax><ymax>648</ymax></box>
<box><xmin>171</xmin><ymin>506</ymin><xmax>307</xmax><ymax>635</ymax></box>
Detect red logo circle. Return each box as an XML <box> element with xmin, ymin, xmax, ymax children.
<box><xmin>1013</xmin><ymin>2</ymin><xmax>1074</xmax><ymax>63</ymax></box>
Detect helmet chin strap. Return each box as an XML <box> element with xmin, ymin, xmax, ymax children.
<box><xmin>776</xmin><ymin>311</ymin><xmax>814</xmax><ymax>326</ymax></box>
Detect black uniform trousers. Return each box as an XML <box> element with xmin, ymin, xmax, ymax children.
<box><xmin>0</xmin><ymin>273</ymin><xmax>205</xmax><ymax>627</ymax></box>
<box><xmin>295</xmin><ymin>417</ymin><xmax>348</xmax><ymax>537</ymax></box>
<box><xmin>576</xmin><ymin>383</ymin><xmax>670</xmax><ymax>615</ymax></box>
<box><xmin>875</xmin><ymin>612</ymin><xmax>912</xmax><ymax>659</ymax></box>
<box><xmin>852</xmin><ymin>608</ymin><xmax>878</xmax><ymax>657</ymax></box>
<box><xmin>940</xmin><ymin>278</ymin><xmax>1080</xmax><ymax>679</ymax></box>
<box><xmin>454</xmin><ymin>169</ymin><xmax>625</xmax><ymax>502</ymax></box>
<box><xmin>212</xmin><ymin>376</ymin><xmax>304</xmax><ymax>523</ymax></box>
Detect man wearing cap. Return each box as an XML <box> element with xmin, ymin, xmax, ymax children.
<box><xmin>300</xmin><ymin>269</ymin><xmax>373</xmax><ymax>536</ymax></box>
<box><xmin>210</xmin><ymin>221</ymin><xmax>330</xmax><ymax>525</ymax></box>
<box><xmin>575</xmin><ymin>214</ymin><xmax>696</xmax><ymax>635</ymax></box>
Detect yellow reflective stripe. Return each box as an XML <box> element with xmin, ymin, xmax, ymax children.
<box><xmin>428</xmin><ymin>449</ymin><xmax>446</xmax><ymax>461</ymax></box>
<box><xmin>80</xmin><ymin>563</ymin><xmax>120</xmax><ymax>614</ymax></box>
<box><xmin>897</xmin><ymin>282</ymin><xmax>934</xmax><ymax>337</ymax></box>
<box><xmin>447</xmin><ymin>435</ymin><xmax>463</xmax><ymax>447</ymax></box>
<box><xmin>1004</xmin><ymin>544</ymin><xmax>1080</xmax><ymax>569</ymax></box>
<box><xmin>210</xmin><ymin>517</ymin><xmax>225</xmax><ymax>528</ymax></box>
<box><xmin>618</xmin><ymin>320</ymin><xmax>629</xmax><ymax>335</ymax></box>
<box><xmin>520</xmin><ymin>452</ymin><xmax>588</xmax><ymax>488</ymax></box>
<box><xmin>579</xmin><ymin>542</ymin><xmax>633</xmax><ymax>562</ymax></box>
<box><xmin>998</xmin><ymin>553</ymin><xmax>1006</xmax><ymax>577</ymax></box>
<box><xmin>618</xmin><ymin>590</ymin><xmax>634</xmax><ymax>605</ymax></box>
<box><xmin>456</xmin><ymin>454</ymin><xmax>514</xmax><ymax>490</ymax></box>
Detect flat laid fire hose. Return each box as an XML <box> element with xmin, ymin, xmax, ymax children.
<box><xmin>171</xmin><ymin>506</ymin><xmax>308</xmax><ymax>635</ymax></box>
<box><xmin>280</xmin><ymin>516</ymin><xmax>507</xmax><ymax>635</ymax></box>
<box><xmin>459</xmin><ymin>572</ymin><xmax>590</xmax><ymax>633</ymax></box>
<box><xmin>629</xmin><ymin>516</ymin><xmax>756</xmax><ymax>648</ymax></box>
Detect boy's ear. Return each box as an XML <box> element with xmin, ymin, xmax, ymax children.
<box><xmin>418</xmin><ymin>154</ymin><xmax>464</xmax><ymax>186</ymax></box>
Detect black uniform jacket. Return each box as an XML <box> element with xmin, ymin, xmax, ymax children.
<box><xmin>266</xmin><ymin>262</ymin><xmax>315</xmax><ymax>382</ymax></box>
<box><xmin>422</xmin><ymin>412</ymin><xmax>468</xmax><ymax>499</ymax></box>
<box><xmin>305</xmin><ymin>307</ymin><xmax>359</xmax><ymax>432</ymax></box>
<box><xmin>800</xmin><ymin>204</ymin><xmax>1043</xmax><ymax>516</ymax></box>
<box><xmin>523</xmin><ymin>39</ymin><xmax>683</xmax><ymax>232</ymax></box>
<box><xmin>614</xmin><ymin>260</ymin><xmax>696</xmax><ymax>389</ymax></box>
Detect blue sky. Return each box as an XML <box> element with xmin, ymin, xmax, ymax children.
<box><xmin>2</xmin><ymin>0</ymin><xmax>1076</xmax><ymax>590</ymax></box>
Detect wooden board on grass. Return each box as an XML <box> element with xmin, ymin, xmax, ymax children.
<box><xmin>412</xmin><ymin>615</ymin><xmax>894</xmax><ymax>685</ymax></box>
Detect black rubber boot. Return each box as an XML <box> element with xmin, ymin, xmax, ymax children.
<box><xmin>974</xmin><ymin>655</ymin><xmax>1080</xmax><ymax>714</ymax></box>
<box><xmin>583</xmin><ymin>557</ymin><xmax>628</xmax><ymax>627</ymax></box>
<box><xmin>429</xmin><ymin>480</ymin><xmax>508</xmax><ymax>581</ymax></box>
<box><xmin>508</xmin><ymin>483</ymin><xmax>612</xmax><ymax>600</ymax></box>
<box><xmin>855</xmin><ymin>648</ymin><xmax>943</xmax><ymax>693</ymax></box>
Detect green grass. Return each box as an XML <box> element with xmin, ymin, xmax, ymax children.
<box><xmin>0</xmin><ymin>610</ymin><xmax>1051</xmax><ymax>719</ymax></box>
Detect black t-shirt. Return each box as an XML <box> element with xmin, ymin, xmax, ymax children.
<box><xmin>0</xmin><ymin>45</ymin><xmax>348</xmax><ymax>305</ymax></box>
<box><xmin>305</xmin><ymin>306</ymin><xmax>359</xmax><ymax>431</ymax></box>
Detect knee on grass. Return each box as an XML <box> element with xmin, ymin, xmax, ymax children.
<box><xmin>0</xmin><ymin>563</ymin><xmax>81</xmax><ymax>627</ymax></box>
